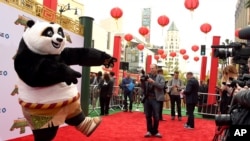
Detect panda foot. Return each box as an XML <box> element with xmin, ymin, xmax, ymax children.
<box><xmin>76</xmin><ymin>117</ymin><xmax>102</xmax><ymax>137</ymax></box>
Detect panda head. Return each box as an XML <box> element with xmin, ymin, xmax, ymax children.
<box><xmin>22</xmin><ymin>20</ymin><xmax>66</xmax><ymax>55</ymax></box>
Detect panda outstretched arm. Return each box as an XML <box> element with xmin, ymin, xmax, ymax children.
<box><xmin>14</xmin><ymin>39</ymin><xmax>82</xmax><ymax>87</ymax></box>
<box><xmin>61</xmin><ymin>47</ymin><xmax>117</xmax><ymax>68</ymax></box>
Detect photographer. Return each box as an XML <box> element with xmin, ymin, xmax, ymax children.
<box><xmin>218</xmin><ymin>65</ymin><xmax>238</xmax><ymax>114</ymax></box>
<box><xmin>141</xmin><ymin>64</ymin><xmax>165</xmax><ymax>138</ymax></box>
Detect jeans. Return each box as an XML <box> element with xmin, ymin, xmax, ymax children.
<box><xmin>123</xmin><ymin>90</ymin><xmax>133</xmax><ymax>111</ymax></box>
<box><xmin>144</xmin><ymin>98</ymin><xmax>160</xmax><ymax>135</ymax></box>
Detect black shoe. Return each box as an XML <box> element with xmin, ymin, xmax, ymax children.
<box><xmin>144</xmin><ymin>132</ymin><xmax>152</xmax><ymax>138</ymax></box>
<box><xmin>123</xmin><ymin>109</ymin><xmax>128</xmax><ymax>112</ymax></box>
<box><xmin>178</xmin><ymin>117</ymin><xmax>182</xmax><ymax>121</ymax></box>
<box><xmin>171</xmin><ymin>116</ymin><xmax>175</xmax><ymax>120</ymax></box>
<box><xmin>160</xmin><ymin>119</ymin><xmax>166</xmax><ymax>121</ymax></box>
<box><xmin>154</xmin><ymin>133</ymin><xmax>162</xmax><ymax>138</ymax></box>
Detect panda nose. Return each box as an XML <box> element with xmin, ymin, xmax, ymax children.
<box><xmin>56</xmin><ymin>38</ymin><xmax>63</xmax><ymax>42</ymax></box>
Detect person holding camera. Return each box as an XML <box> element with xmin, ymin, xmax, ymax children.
<box><xmin>142</xmin><ymin>64</ymin><xmax>165</xmax><ymax>138</ymax></box>
<box><xmin>218</xmin><ymin>65</ymin><xmax>238</xmax><ymax>114</ymax></box>
<box><xmin>167</xmin><ymin>70</ymin><xmax>184</xmax><ymax>121</ymax></box>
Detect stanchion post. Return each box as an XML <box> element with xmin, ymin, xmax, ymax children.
<box><xmin>79</xmin><ymin>16</ymin><xmax>94</xmax><ymax>115</ymax></box>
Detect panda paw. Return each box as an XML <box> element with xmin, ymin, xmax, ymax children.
<box><xmin>65</xmin><ymin>70</ymin><xmax>82</xmax><ymax>85</ymax></box>
<box><xmin>102</xmin><ymin>54</ymin><xmax>117</xmax><ymax>68</ymax></box>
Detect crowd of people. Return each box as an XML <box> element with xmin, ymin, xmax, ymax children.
<box><xmin>89</xmin><ymin>60</ymin><xmax>250</xmax><ymax>138</ymax></box>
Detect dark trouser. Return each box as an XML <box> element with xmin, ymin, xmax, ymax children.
<box><xmin>100</xmin><ymin>96</ymin><xmax>111</xmax><ymax>115</ymax></box>
<box><xmin>170</xmin><ymin>95</ymin><xmax>182</xmax><ymax>117</ymax></box>
<box><xmin>158</xmin><ymin>101</ymin><xmax>164</xmax><ymax>120</ymax></box>
<box><xmin>186</xmin><ymin>103</ymin><xmax>196</xmax><ymax>128</ymax></box>
<box><xmin>124</xmin><ymin>90</ymin><xmax>133</xmax><ymax>111</ymax></box>
<box><xmin>144</xmin><ymin>98</ymin><xmax>160</xmax><ymax>135</ymax></box>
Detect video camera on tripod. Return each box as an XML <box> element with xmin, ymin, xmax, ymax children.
<box><xmin>212</xmin><ymin>25</ymin><xmax>250</xmax><ymax>65</ymax></box>
<box><xmin>222</xmin><ymin>74</ymin><xmax>250</xmax><ymax>88</ymax></box>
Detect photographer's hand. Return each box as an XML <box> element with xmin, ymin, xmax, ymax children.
<box><xmin>147</xmin><ymin>78</ymin><xmax>154</xmax><ymax>83</ymax></box>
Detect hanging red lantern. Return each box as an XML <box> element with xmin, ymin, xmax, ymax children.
<box><xmin>179</xmin><ymin>49</ymin><xmax>186</xmax><ymax>55</ymax></box>
<box><xmin>157</xmin><ymin>49</ymin><xmax>164</xmax><ymax>55</ymax></box>
<box><xmin>154</xmin><ymin>55</ymin><xmax>160</xmax><ymax>60</ymax></box>
<box><xmin>183</xmin><ymin>54</ymin><xmax>189</xmax><ymax>60</ymax></box>
<box><xmin>200</xmin><ymin>23</ymin><xmax>212</xmax><ymax>34</ymax></box>
<box><xmin>191</xmin><ymin>45</ymin><xmax>199</xmax><ymax>52</ymax></box>
<box><xmin>124</xmin><ymin>33</ymin><xmax>133</xmax><ymax>42</ymax></box>
<box><xmin>157</xmin><ymin>15</ymin><xmax>170</xmax><ymax>27</ymax></box>
<box><xmin>235</xmin><ymin>28</ymin><xmax>241</xmax><ymax>37</ymax></box>
<box><xmin>184</xmin><ymin>0</ymin><xmax>199</xmax><ymax>11</ymax></box>
<box><xmin>110</xmin><ymin>7</ymin><xmax>123</xmax><ymax>20</ymax></box>
<box><xmin>137</xmin><ymin>44</ymin><xmax>144</xmax><ymax>51</ymax></box>
<box><xmin>161</xmin><ymin>53</ymin><xmax>167</xmax><ymax>59</ymax></box>
<box><xmin>194</xmin><ymin>56</ymin><xmax>199</xmax><ymax>62</ymax></box>
<box><xmin>170</xmin><ymin>52</ymin><xmax>176</xmax><ymax>57</ymax></box>
<box><xmin>139</xmin><ymin>26</ymin><xmax>149</xmax><ymax>36</ymax></box>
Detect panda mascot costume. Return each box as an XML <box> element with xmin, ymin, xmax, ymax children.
<box><xmin>14</xmin><ymin>20</ymin><xmax>116</xmax><ymax>141</ymax></box>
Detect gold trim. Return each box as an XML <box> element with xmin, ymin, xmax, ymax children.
<box><xmin>1</xmin><ymin>0</ymin><xmax>83</xmax><ymax>35</ymax></box>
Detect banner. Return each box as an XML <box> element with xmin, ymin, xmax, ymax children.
<box><xmin>0</xmin><ymin>3</ymin><xmax>83</xmax><ymax>140</ymax></box>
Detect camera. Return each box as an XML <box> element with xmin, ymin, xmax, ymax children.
<box><xmin>140</xmin><ymin>69</ymin><xmax>149</xmax><ymax>82</ymax></box>
<box><xmin>222</xmin><ymin>74</ymin><xmax>250</xmax><ymax>88</ymax></box>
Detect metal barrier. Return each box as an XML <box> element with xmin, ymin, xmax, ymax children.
<box><xmin>196</xmin><ymin>92</ymin><xmax>220</xmax><ymax>117</ymax></box>
<box><xmin>88</xmin><ymin>85</ymin><xmax>125</xmax><ymax>115</ymax></box>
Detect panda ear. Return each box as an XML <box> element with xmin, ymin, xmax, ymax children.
<box><xmin>26</xmin><ymin>20</ymin><xmax>35</xmax><ymax>28</ymax></box>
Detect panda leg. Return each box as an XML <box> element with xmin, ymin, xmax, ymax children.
<box><xmin>32</xmin><ymin>126</ymin><xmax>59</xmax><ymax>141</ymax></box>
<box><xmin>65</xmin><ymin>112</ymin><xmax>102</xmax><ymax>137</ymax></box>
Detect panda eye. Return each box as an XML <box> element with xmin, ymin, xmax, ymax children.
<box><xmin>58</xmin><ymin>28</ymin><xmax>65</xmax><ymax>38</ymax></box>
<box><xmin>47</xmin><ymin>31</ymin><xmax>53</xmax><ymax>37</ymax></box>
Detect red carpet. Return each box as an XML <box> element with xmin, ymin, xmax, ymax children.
<box><xmin>8</xmin><ymin>112</ymin><xmax>216</xmax><ymax>141</ymax></box>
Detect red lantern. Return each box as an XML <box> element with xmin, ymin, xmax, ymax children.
<box><xmin>157</xmin><ymin>49</ymin><xmax>164</xmax><ymax>55</ymax></box>
<box><xmin>235</xmin><ymin>28</ymin><xmax>241</xmax><ymax>37</ymax></box>
<box><xmin>200</xmin><ymin>23</ymin><xmax>212</xmax><ymax>34</ymax></box>
<box><xmin>110</xmin><ymin>7</ymin><xmax>123</xmax><ymax>20</ymax></box>
<box><xmin>183</xmin><ymin>54</ymin><xmax>189</xmax><ymax>60</ymax></box>
<box><xmin>137</xmin><ymin>44</ymin><xmax>144</xmax><ymax>51</ymax></box>
<box><xmin>157</xmin><ymin>15</ymin><xmax>169</xmax><ymax>27</ymax></box>
<box><xmin>191</xmin><ymin>45</ymin><xmax>199</xmax><ymax>52</ymax></box>
<box><xmin>161</xmin><ymin>53</ymin><xmax>167</xmax><ymax>59</ymax></box>
<box><xmin>170</xmin><ymin>52</ymin><xmax>176</xmax><ymax>57</ymax></box>
<box><xmin>194</xmin><ymin>56</ymin><xmax>199</xmax><ymax>62</ymax></box>
<box><xmin>184</xmin><ymin>0</ymin><xmax>199</xmax><ymax>11</ymax></box>
<box><xmin>154</xmin><ymin>55</ymin><xmax>160</xmax><ymax>60</ymax></box>
<box><xmin>179</xmin><ymin>49</ymin><xmax>186</xmax><ymax>55</ymax></box>
<box><xmin>124</xmin><ymin>33</ymin><xmax>133</xmax><ymax>42</ymax></box>
<box><xmin>139</xmin><ymin>26</ymin><xmax>149</xmax><ymax>36</ymax></box>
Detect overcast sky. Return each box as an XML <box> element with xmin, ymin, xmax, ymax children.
<box><xmin>81</xmin><ymin>0</ymin><xmax>238</xmax><ymax>73</ymax></box>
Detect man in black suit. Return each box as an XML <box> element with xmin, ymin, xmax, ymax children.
<box><xmin>183</xmin><ymin>72</ymin><xmax>199</xmax><ymax>129</ymax></box>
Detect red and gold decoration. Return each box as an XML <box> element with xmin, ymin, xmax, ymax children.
<box><xmin>235</xmin><ymin>28</ymin><xmax>241</xmax><ymax>38</ymax></box>
<box><xmin>110</xmin><ymin>7</ymin><xmax>123</xmax><ymax>30</ymax></box>
<box><xmin>194</xmin><ymin>56</ymin><xmax>199</xmax><ymax>62</ymax></box>
<box><xmin>157</xmin><ymin>49</ymin><xmax>164</xmax><ymax>55</ymax></box>
<box><xmin>200</xmin><ymin>23</ymin><xmax>212</xmax><ymax>34</ymax></box>
<box><xmin>183</xmin><ymin>54</ymin><xmax>189</xmax><ymax>60</ymax></box>
<box><xmin>191</xmin><ymin>45</ymin><xmax>199</xmax><ymax>52</ymax></box>
<box><xmin>170</xmin><ymin>52</ymin><xmax>176</xmax><ymax>58</ymax></box>
<box><xmin>139</xmin><ymin>26</ymin><xmax>149</xmax><ymax>37</ymax></box>
<box><xmin>137</xmin><ymin>43</ymin><xmax>144</xmax><ymax>51</ymax></box>
<box><xmin>154</xmin><ymin>55</ymin><xmax>160</xmax><ymax>61</ymax></box>
<box><xmin>179</xmin><ymin>49</ymin><xmax>186</xmax><ymax>55</ymax></box>
<box><xmin>184</xmin><ymin>0</ymin><xmax>199</xmax><ymax>11</ymax></box>
<box><xmin>110</xmin><ymin>7</ymin><xmax>123</xmax><ymax>20</ymax></box>
<box><xmin>161</xmin><ymin>53</ymin><xmax>167</xmax><ymax>59</ymax></box>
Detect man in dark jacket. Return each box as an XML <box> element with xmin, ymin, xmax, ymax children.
<box><xmin>183</xmin><ymin>72</ymin><xmax>199</xmax><ymax>129</ymax></box>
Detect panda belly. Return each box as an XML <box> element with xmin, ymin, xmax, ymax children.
<box><xmin>17</xmin><ymin>80</ymin><xmax>79</xmax><ymax>104</ymax></box>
